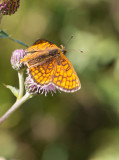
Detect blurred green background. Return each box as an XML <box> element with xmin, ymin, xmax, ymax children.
<box><xmin>0</xmin><ymin>0</ymin><xmax>119</xmax><ymax>159</ymax></box>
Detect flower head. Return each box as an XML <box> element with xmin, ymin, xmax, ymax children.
<box><xmin>11</xmin><ymin>49</ymin><xmax>26</xmax><ymax>71</ymax></box>
<box><xmin>25</xmin><ymin>73</ymin><xmax>58</xmax><ymax>96</ymax></box>
<box><xmin>0</xmin><ymin>0</ymin><xmax>20</xmax><ymax>15</ymax></box>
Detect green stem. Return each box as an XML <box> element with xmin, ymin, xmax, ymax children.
<box><xmin>18</xmin><ymin>71</ymin><xmax>24</xmax><ymax>100</ymax></box>
<box><xmin>0</xmin><ymin>92</ymin><xmax>32</xmax><ymax>124</ymax></box>
<box><xmin>9</xmin><ymin>37</ymin><xmax>28</xmax><ymax>47</ymax></box>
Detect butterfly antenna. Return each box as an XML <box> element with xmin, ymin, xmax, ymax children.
<box><xmin>65</xmin><ymin>35</ymin><xmax>74</xmax><ymax>48</ymax></box>
<box><xmin>68</xmin><ymin>48</ymin><xmax>84</xmax><ymax>54</ymax></box>
<box><xmin>63</xmin><ymin>35</ymin><xmax>84</xmax><ymax>54</ymax></box>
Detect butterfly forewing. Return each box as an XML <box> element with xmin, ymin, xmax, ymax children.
<box><xmin>21</xmin><ymin>39</ymin><xmax>59</xmax><ymax>67</ymax></box>
<box><xmin>26</xmin><ymin>39</ymin><xmax>58</xmax><ymax>52</ymax></box>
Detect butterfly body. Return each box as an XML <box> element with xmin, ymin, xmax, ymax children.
<box><xmin>21</xmin><ymin>39</ymin><xmax>81</xmax><ymax>93</ymax></box>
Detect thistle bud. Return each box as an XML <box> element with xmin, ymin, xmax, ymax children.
<box><xmin>0</xmin><ymin>0</ymin><xmax>20</xmax><ymax>15</ymax></box>
<box><xmin>11</xmin><ymin>49</ymin><xmax>26</xmax><ymax>71</ymax></box>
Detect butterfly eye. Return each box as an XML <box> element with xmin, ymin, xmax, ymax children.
<box><xmin>62</xmin><ymin>50</ymin><xmax>67</xmax><ymax>55</ymax></box>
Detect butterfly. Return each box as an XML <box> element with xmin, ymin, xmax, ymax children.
<box><xmin>21</xmin><ymin>39</ymin><xmax>81</xmax><ymax>93</ymax></box>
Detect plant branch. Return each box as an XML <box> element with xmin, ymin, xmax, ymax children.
<box><xmin>0</xmin><ymin>92</ymin><xmax>32</xmax><ymax>124</ymax></box>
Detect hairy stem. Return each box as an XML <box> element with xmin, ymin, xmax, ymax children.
<box><xmin>18</xmin><ymin>71</ymin><xmax>24</xmax><ymax>99</ymax></box>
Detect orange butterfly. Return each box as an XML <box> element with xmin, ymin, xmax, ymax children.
<box><xmin>21</xmin><ymin>39</ymin><xmax>81</xmax><ymax>93</ymax></box>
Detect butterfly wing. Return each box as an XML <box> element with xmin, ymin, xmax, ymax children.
<box><xmin>52</xmin><ymin>52</ymin><xmax>81</xmax><ymax>92</ymax></box>
<box><xmin>21</xmin><ymin>50</ymin><xmax>50</xmax><ymax>68</ymax></box>
<box><xmin>21</xmin><ymin>39</ymin><xmax>59</xmax><ymax>67</ymax></box>
<box><xmin>26</xmin><ymin>39</ymin><xmax>58</xmax><ymax>52</ymax></box>
<box><xmin>27</xmin><ymin>52</ymin><xmax>80</xmax><ymax>92</ymax></box>
<box><xmin>29</xmin><ymin>57</ymin><xmax>55</xmax><ymax>86</ymax></box>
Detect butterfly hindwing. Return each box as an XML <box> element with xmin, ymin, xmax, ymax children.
<box><xmin>29</xmin><ymin>57</ymin><xmax>55</xmax><ymax>86</ymax></box>
<box><xmin>52</xmin><ymin>52</ymin><xmax>81</xmax><ymax>92</ymax></box>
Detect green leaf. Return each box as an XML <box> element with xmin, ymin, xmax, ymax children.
<box><xmin>3</xmin><ymin>84</ymin><xmax>19</xmax><ymax>98</ymax></box>
<box><xmin>0</xmin><ymin>30</ymin><xmax>9</xmax><ymax>38</ymax></box>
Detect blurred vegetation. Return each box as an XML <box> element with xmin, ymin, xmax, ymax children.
<box><xmin>0</xmin><ymin>0</ymin><xmax>119</xmax><ymax>159</ymax></box>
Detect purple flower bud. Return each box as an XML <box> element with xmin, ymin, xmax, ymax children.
<box><xmin>11</xmin><ymin>49</ymin><xmax>26</xmax><ymax>71</ymax></box>
<box><xmin>0</xmin><ymin>0</ymin><xmax>20</xmax><ymax>15</ymax></box>
<box><xmin>25</xmin><ymin>74</ymin><xmax>58</xmax><ymax>96</ymax></box>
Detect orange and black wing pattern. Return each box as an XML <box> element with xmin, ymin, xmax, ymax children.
<box><xmin>21</xmin><ymin>39</ymin><xmax>81</xmax><ymax>93</ymax></box>
<box><xmin>29</xmin><ymin>57</ymin><xmax>55</xmax><ymax>86</ymax></box>
<box><xmin>52</xmin><ymin>52</ymin><xmax>80</xmax><ymax>92</ymax></box>
<box><xmin>26</xmin><ymin>39</ymin><xmax>59</xmax><ymax>52</ymax></box>
<box><xmin>21</xmin><ymin>39</ymin><xmax>59</xmax><ymax>67</ymax></box>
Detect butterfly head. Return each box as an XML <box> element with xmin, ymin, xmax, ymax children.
<box><xmin>60</xmin><ymin>45</ymin><xmax>67</xmax><ymax>55</ymax></box>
